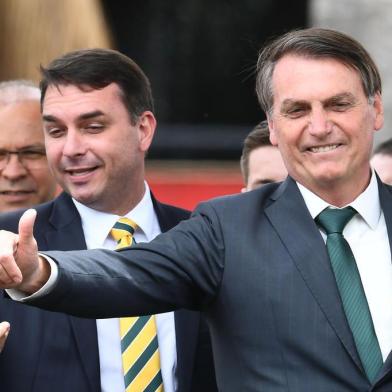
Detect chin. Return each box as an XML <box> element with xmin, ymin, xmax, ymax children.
<box><xmin>72</xmin><ymin>192</ymin><xmax>96</xmax><ymax>205</ymax></box>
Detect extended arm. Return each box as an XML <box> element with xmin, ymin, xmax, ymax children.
<box><xmin>0</xmin><ymin>204</ymin><xmax>225</xmax><ymax>319</ymax></box>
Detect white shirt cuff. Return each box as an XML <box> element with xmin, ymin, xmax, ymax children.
<box><xmin>6</xmin><ymin>254</ymin><xmax>59</xmax><ymax>302</ymax></box>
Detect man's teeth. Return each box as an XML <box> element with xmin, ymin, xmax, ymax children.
<box><xmin>310</xmin><ymin>144</ymin><xmax>339</xmax><ymax>153</ymax></box>
<box><xmin>69</xmin><ymin>168</ymin><xmax>94</xmax><ymax>176</ymax></box>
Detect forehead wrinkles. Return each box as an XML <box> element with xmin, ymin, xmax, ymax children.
<box><xmin>271</xmin><ymin>57</ymin><xmax>364</xmax><ymax>110</ymax></box>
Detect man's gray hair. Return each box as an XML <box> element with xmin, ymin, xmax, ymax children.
<box><xmin>0</xmin><ymin>80</ymin><xmax>40</xmax><ymax>106</ymax></box>
<box><xmin>256</xmin><ymin>28</ymin><xmax>382</xmax><ymax>116</ymax></box>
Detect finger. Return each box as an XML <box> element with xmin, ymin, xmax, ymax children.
<box><xmin>0</xmin><ymin>231</ymin><xmax>22</xmax><ymax>284</ymax></box>
<box><xmin>0</xmin><ymin>321</ymin><xmax>10</xmax><ymax>352</ymax></box>
<box><xmin>0</xmin><ymin>322</ymin><xmax>10</xmax><ymax>334</ymax></box>
<box><xmin>18</xmin><ymin>209</ymin><xmax>37</xmax><ymax>243</ymax></box>
<box><xmin>0</xmin><ymin>253</ymin><xmax>22</xmax><ymax>285</ymax></box>
<box><xmin>0</xmin><ymin>263</ymin><xmax>17</xmax><ymax>285</ymax></box>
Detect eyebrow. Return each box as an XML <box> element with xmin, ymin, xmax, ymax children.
<box><xmin>323</xmin><ymin>92</ymin><xmax>356</xmax><ymax>104</ymax></box>
<box><xmin>280</xmin><ymin>99</ymin><xmax>307</xmax><ymax>112</ymax></box>
<box><xmin>0</xmin><ymin>144</ymin><xmax>45</xmax><ymax>151</ymax></box>
<box><xmin>281</xmin><ymin>92</ymin><xmax>356</xmax><ymax>110</ymax></box>
<box><xmin>42</xmin><ymin>110</ymin><xmax>105</xmax><ymax>123</ymax></box>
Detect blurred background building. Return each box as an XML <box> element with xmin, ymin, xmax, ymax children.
<box><xmin>1</xmin><ymin>0</ymin><xmax>390</xmax><ymax>209</ymax></box>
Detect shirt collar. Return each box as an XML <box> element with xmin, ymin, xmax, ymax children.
<box><xmin>72</xmin><ymin>181</ymin><xmax>157</xmax><ymax>247</ymax></box>
<box><xmin>297</xmin><ymin>170</ymin><xmax>381</xmax><ymax>230</ymax></box>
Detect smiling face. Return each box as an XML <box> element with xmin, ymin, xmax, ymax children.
<box><xmin>42</xmin><ymin>83</ymin><xmax>156</xmax><ymax>215</ymax></box>
<box><xmin>267</xmin><ymin>55</ymin><xmax>383</xmax><ymax>206</ymax></box>
<box><xmin>0</xmin><ymin>101</ymin><xmax>56</xmax><ymax>212</ymax></box>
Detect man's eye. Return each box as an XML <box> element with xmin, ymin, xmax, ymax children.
<box><xmin>331</xmin><ymin>102</ymin><xmax>351</xmax><ymax>111</ymax></box>
<box><xmin>20</xmin><ymin>151</ymin><xmax>45</xmax><ymax>160</ymax></box>
<box><xmin>285</xmin><ymin>108</ymin><xmax>306</xmax><ymax>118</ymax></box>
<box><xmin>46</xmin><ymin>127</ymin><xmax>64</xmax><ymax>137</ymax></box>
<box><xmin>85</xmin><ymin>124</ymin><xmax>104</xmax><ymax>132</ymax></box>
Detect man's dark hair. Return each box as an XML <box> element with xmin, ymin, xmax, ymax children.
<box><xmin>256</xmin><ymin>28</ymin><xmax>382</xmax><ymax>116</ymax></box>
<box><xmin>373</xmin><ymin>138</ymin><xmax>392</xmax><ymax>157</ymax></box>
<box><xmin>240</xmin><ymin>120</ymin><xmax>272</xmax><ymax>183</ymax></box>
<box><xmin>40</xmin><ymin>48</ymin><xmax>154</xmax><ymax>124</ymax></box>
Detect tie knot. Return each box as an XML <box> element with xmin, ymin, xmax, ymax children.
<box><xmin>111</xmin><ymin>217</ymin><xmax>138</xmax><ymax>248</ymax></box>
<box><xmin>316</xmin><ymin>207</ymin><xmax>357</xmax><ymax>234</ymax></box>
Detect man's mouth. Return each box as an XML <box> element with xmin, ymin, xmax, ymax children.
<box><xmin>308</xmin><ymin>144</ymin><xmax>341</xmax><ymax>153</ymax></box>
<box><xmin>65</xmin><ymin>167</ymin><xmax>98</xmax><ymax>176</ymax></box>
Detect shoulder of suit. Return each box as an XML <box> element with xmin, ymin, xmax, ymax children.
<box><xmin>154</xmin><ymin>199</ymin><xmax>190</xmax><ymax>218</ymax></box>
<box><xmin>197</xmin><ymin>181</ymin><xmax>281</xmax><ymax>210</ymax></box>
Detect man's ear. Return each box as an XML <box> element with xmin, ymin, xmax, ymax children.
<box><xmin>267</xmin><ymin>116</ymin><xmax>278</xmax><ymax>146</ymax></box>
<box><xmin>373</xmin><ymin>93</ymin><xmax>384</xmax><ymax>132</ymax></box>
<box><xmin>137</xmin><ymin>111</ymin><xmax>156</xmax><ymax>152</ymax></box>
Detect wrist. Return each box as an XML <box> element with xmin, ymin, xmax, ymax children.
<box><xmin>19</xmin><ymin>256</ymin><xmax>50</xmax><ymax>294</ymax></box>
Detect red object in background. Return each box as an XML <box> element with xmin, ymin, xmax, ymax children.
<box><xmin>146</xmin><ymin>161</ymin><xmax>243</xmax><ymax>211</ymax></box>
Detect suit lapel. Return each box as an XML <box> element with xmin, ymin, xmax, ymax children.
<box><xmin>373</xmin><ymin>179</ymin><xmax>392</xmax><ymax>385</ymax></box>
<box><xmin>41</xmin><ymin>193</ymin><xmax>100</xmax><ymax>392</ymax></box>
<box><xmin>264</xmin><ymin>178</ymin><xmax>363</xmax><ymax>372</ymax></box>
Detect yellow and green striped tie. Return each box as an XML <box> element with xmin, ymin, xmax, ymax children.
<box><xmin>111</xmin><ymin>217</ymin><xmax>164</xmax><ymax>392</ymax></box>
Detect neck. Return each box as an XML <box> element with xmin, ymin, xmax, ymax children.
<box><xmin>316</xmin><ymin>189</ymin><xmax>361</xmax><ymax>208</ymax></box>
<box><xmin>82</xmin><ymin>179</ymin><xmax>146</xmax><ymax>216</ymax></box>
<box><xmin>299</xmin><ymin>173</ymin><xmax>372</xmax><ymax>208</ymax></box>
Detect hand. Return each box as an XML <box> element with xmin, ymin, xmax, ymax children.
<box><xmin>0</xmin><ymin>209</ymin><xmax>49</xmax><ymax>293</ymax></box>
<box><xmin>0</xmin><ymin>321</ymin><xmax>10</xmax><ymax>353</ymax></box>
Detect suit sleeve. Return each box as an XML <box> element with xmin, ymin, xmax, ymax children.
<box><xmin>29</xmin><ymin>201</ymin><xmax>226</xmax><ymax>318</ymax></box>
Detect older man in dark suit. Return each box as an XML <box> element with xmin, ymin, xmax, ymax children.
<box><xmin>1</xmin><ymin>28</ymin><xmax>391</xmax><ymax>391</ymax></box>
<box><xmin>0</xmin><ymin>49</ymin><xmax>216</xmax><ymax>392</ymax></box>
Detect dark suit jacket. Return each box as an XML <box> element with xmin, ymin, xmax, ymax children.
<box><xmin>0</xmin><ymin>192</ymin><xmax>217</xmax><ymax>392</ymax></box>
<box><xmin>31</xmin><ymin>177</ymin><xmax>392</xmax><ymax>391</ymax></box>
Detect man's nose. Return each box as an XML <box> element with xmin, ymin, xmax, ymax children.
<box><xmin>1</xmin><ymin>154</ymin><xmax>28</xmax><ymax>180</ymax></box>
<box><xmin>308</xmin><ymin>108</ymin><xmax>332</xmax><ymax>137</ymax></box>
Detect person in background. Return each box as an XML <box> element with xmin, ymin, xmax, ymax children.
<box><xmin>371</xmin><ymin>138</ymin><xmax>392</xmax><ymax>185</ymax></box>
<box><xmin>0</xmin><ymin>51</ymin><xmax>216</xmax><ymax>392</ymax></box>
<box><xmin>240</xmin><ymin>120</ymin><xmax>287</xmax><ymax>191</ymax></box>
<box><xmin>0</xmin><ymin>80</ymin><xmax>57</xmax><ymax>212</ymax></box>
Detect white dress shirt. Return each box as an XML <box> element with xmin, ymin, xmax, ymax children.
<box><xmin>73</xmin><ymin>183</ymin><xmax>177</xmax><ymax>392</ymax></box>
<box><xmin>298</xmin><ymin>171</ymin><xmax>392</xmax><ymax>361</ymax></box>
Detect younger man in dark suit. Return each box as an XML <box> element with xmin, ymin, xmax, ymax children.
<box><xmin>0</xmin><ymin>49</ymin><xmax>216</xmax><ymax>392</ymax></box>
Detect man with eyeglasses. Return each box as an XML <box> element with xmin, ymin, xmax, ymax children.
<box><xmin>0</xmin><ymin>80</ymin><xmax>57</xmax><ymax>212</ymax></box>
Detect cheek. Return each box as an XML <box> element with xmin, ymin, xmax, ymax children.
<box><xmin>45</xmin><ymin>143</ymin><xmax>64</xmax><ymax>168</ymax></box>
<box><xmin>31</xmin><ymin>169</ymin><xmax>53</xmax><ymax>188</ymax></box>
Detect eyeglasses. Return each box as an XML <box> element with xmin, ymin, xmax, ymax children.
<box><xmin>0</xmin><ymin>148</ymin><xmax>47</xmax><ymax>170</ymax></box>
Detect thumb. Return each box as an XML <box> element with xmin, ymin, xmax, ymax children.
<box><xmin>18</xmin><ymin>209</ymin><xmax>37</xmax><ymax>243</ymax></box>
